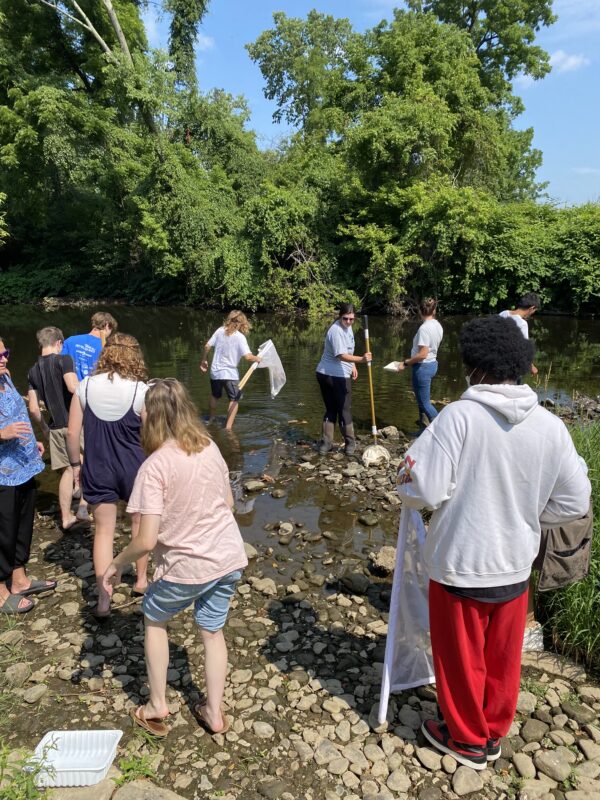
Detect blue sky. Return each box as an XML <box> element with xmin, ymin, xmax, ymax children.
<box><xmin>143</xmin><ymin>0</ymin><xmax>599</xmax><ymax>206</ymax></box>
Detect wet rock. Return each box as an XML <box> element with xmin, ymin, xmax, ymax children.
<box><xmin>452</xmin><ymin>766</ymin><xmax>484</xmax><ymax>796</ymax></box>
<box><xmin>23</xmin><ymin>684</ymin><xmax>48</xmax><ymax>704</ymax></box>
<box><xmin>60</xmin><ymin>602</ymin><xmax>79</xmax><ymax>617</ymax></box>
<box><xmin>4</xmin><ymin>662</ymin><xmax>31</xmax><ymax>688</ymax></box>
<box><xmin>230</xmin><ymin>669</ymin><xmax>252</xmax><ymax>685</ymax></box>
<box><xmin>534</xmin><ymin>750</ymin><xmax>571</xmax><ymax>782</ymax></box>
<box><xmin>369</xmin><ymin>546</ymin><xmax>396</xmax><ymax>574</ymax></box>
<box><xmin>399</xmin><ymin>705</ymin><xmax>422</xmax><ymax>730</ymax></box>
<box><xmin>271</xmin><ymin>489</ymin><xmax>287</xmax><ymax>498</ymax></box>
<box><xmin>244</xmin><ymin>480</ymin><xmax>266</xmax><ymax>492</ymax></box>
<box><xmin>243</xmin><ymin>542</ymin><xmax>258</xmax><ymax>560</ymax></box>
<box><xmin>258</xmin><ymin>780</ymin><xmax>289</xmax><ymax>799</ymax></box>
<box><xmin>358</xmin><ymin>512</ymin><xmax>379</xmax><ymax>527</ymax></box>
<box><xmin>340</xmin><ymin>572</ymin><xmax>370</xmax><ymax>595</ymax></box>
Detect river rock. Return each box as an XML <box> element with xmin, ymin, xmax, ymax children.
<box><xmin>271</xmin><ymin>489</ymin><xmax>286</xmax><ymax>498</ymax></box>
<box><xmin>416</xmin><ymin>747</ymin><xmax>442</xmax><ymax>771</ymax></box>
<box><xmin>258</xmin><ymin>780</ymin><xmax>289</xmax><ymax>799</ymax></box>
<box><xmin>0</xmin><ymin>629</ymin><xmax>24</xmax><ymax>646</ymax></box>
<box><xmin>340</xmin><ymin>572</ymin><xmax>370</xmax><ymax>595</ymax></box>
<box><xmin>517</xmin><ymin>691</ymin><xmax>538</xmax><ymax>714</ymax></box>
<box><xmin>243</xmin><ymin>542</ymin><xmax>258</xmax><ymax>560</ymax></box>
<box><xmin>534</xmin><ymin>749</ymin><xmax>572</xmax><ymax>782</ymax></box>
<box><xmin>244</xmin><ymin>480</ymin><xmax>265</xmax><ymax>492</ymax></box>
<box><xmin>380</xmin><ymin>426</ymin><xmax>399</xmax><ymax>438</ymax></box>
<box><xmin>23</xmin><ymin>684</ymin><xmax>48</xmax><ymax>704</ymax></box>
<box><xmin>47</xmin><ymin>766</ymin><xmax>121</xmax><ymax>800</ymax></box>
<box><xmin>399</xmin><ymin>704</ymin><xmax>422</xmax><ymax>730</ymax></box>
<box><xmin>253</xmin><ymin>721</ymin><xmax>275</xmax><ymax>739</ymax></box>
<box><xmin>452</xmin><ymin>766</ymin><xmax>483</xmax><ymax>796</ymax></box>
<box><xmin>521</xmin><ymin>719</ymin><xmax>550</xmax><ymax>742</ymax></box>
<box><xmin>252</xmin><ymin>577</ymin><xmax>277</xmax><ymax>597</ymax></box>
<box><xmin>387</xmin><ymin>769</ymin><xmax>411</xmax><ymax>792</ymax></box>
<box><xmin>369</xmin><ymin>547</ymin><xmax>396</xmax><ymax>574</ymax></box>
<box><xmin>4</xmin><ymin>662</ymin><xmax>31</xmax><ymax>688</ymax></box>
<box><xmin>514</xmin><ymin>752</ymin><xmax>537</xmax><ymax>779</ymax></box>
<box><xmin>579</xmin><ymin>739</ymin><xmax>600</xmax><ymax>761</ymax></box>
<box><xmin>358</xmin><ymin>512</ymin><xmax>379</xmax><ymax>527</ymax></box>
<box><xmin>561</xmin><ymin>699</ymin><xmax>596</xmax><ymax>724</ymax></box>
<box><xmin>230</xmin><ymin>669</ymin><xmax>252</xmax><ymax>684</ymax></box>
<box><xmin>113</xmin><ymin>781</ymin><xmax>188</xmax><ymax>799</ymax></box>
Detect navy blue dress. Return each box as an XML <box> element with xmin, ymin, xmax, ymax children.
<box><xmin>81</xmin><ymin>381</ymin><xmax>145</xmax><ymax>505</ymax></box>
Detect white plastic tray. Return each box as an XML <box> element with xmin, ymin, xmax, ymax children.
<box><xmin>31</xmin><ymin>729</ymin><xmax>123</xmax><ymax>787</ymax></box>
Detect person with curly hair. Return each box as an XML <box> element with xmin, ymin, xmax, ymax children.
<box><xmin>67</xmin><ymin>333</ymin><xmax>149</xmax><ymax>617</ymax></box>
<box><xmin>397</xmin><ymin>315</ymin><xmax>590</xmax><ymax>770</ymax></box>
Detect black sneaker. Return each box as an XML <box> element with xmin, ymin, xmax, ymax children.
<box><xmin>421</xmin><ymin>720</ymin><xmax>487</xmax><ymax>771</ymax></box>
<box><xmin>486</xmin><ymin>738</ymin><xmax>501</xmax><ymax>761</ymax></box>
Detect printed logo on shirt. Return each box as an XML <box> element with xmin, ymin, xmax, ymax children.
<box><xmin>397</xmin><ymin>454</ymin><xmax>415</xmax><ymax>485</ymax></box>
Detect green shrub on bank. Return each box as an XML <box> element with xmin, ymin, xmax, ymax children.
<box><xmin>541</xmin><ymin>422</ymin><xmax>600</xmax><ymax>674</ymax></box>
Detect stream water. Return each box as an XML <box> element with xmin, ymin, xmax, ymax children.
<box><xmin>3</xmin><ymin>305</ymin><xmax>599</xmax><ymax>556</ymax></box>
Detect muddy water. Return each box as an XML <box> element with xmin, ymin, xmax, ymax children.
<box><xmin>3</xmin><ymin>305</ymin><xmax>599</xmax><ymax>559</ymax></box>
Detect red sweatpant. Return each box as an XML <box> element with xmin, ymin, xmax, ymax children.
<box><xmin>429</xmin><ymin>579</ymin><xmax>528</xmax><ymax>746</ymax></box>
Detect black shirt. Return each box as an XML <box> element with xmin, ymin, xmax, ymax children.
<box><xmin>28</xmin><ymin>354</ymin><xmax>75</xmax><ymax>429</ymax></box>
<box><xmin>442</xmin><ymin>579</ymin><xmax>529</xmax><ymax>604</ymax></box>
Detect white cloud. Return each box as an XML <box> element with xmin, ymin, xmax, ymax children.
<box><xmin>573</xmin><ymin>167</ymin><xmax>600</xmax><ymax>176</ymax></box>
<box><xmin>196</xmin><ymin>33</ymin><xmax>215</xmax><ymax>52</ymax></box>
<box><xmin>550</xmin><ymin>49</ymin><xmax>590</xmax><ymax>73</ymax></box>
<box><xmin>552</xmin><ymin>0</ymin><xmax>600</xmax><ymax>36</ymax></box>
<box><xmin>514</xmin><ymin>73</ymin><xmax>536</xmax><ymax>89</ymax></box>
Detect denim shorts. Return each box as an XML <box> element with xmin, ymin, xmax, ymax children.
<box><xmin>142</xmin><ymin>570</ymin><xmax>242</xmax><ymax>631</ymax></box>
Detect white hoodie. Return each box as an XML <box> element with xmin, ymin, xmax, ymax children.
<box><xmin>397</xmin><ymin>384</ymin><xmax>591</xmax><ymax>588</ymax></box>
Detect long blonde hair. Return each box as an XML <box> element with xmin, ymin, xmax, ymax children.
<box><xmin>95</xmin><ymin>333</ymin><xmax>147</xmax><ymax>382</ymax></box>
<box><xmin>142</xmin><ymin>379</ymin><xmax>211</xmax><ymax>456</ymax></box>
<box><xmin>223</xmin><ymin>310</ymin><xmax>250</xmax><ymax>336</ymax></box>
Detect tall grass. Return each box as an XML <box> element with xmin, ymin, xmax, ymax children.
<box><xmin>540</xmin><ymin>421</ymin><xmax>600</xmax><ymax>674</ymax></box>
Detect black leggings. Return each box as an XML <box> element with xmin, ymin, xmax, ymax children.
<box><xmin>316</xmin><ymin>372</ymin><xmax>353</xmax><ymax>429</ymax></box>
<box><xmin>0</xmin><ymin>478</ymin><xmax>36</xmax><ymax>582</ymax></box>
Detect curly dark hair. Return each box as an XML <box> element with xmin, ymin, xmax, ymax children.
<box><xmin>459</xmin><ymin>316</ymin><xmax>535</xmax><ymax>382</ymax></box>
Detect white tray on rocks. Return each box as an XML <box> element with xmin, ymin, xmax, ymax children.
<box><xmin>30</xmin><ymin>729</ymin><xmax>123</xmax><ymax>787</ymax></box>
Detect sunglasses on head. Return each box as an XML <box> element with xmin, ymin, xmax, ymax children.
<box><xmin>0</xmin><ymin>349</ymin><xmax>10</xmax><ymax>360</ymax></box>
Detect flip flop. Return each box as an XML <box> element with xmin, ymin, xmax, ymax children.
<box><xmin>12</xmin><ymin>579</ymin><xmax>57</xmax><ymax>597</ymax></box>
<box><xmin>130</xmin><ymin>706</ymin><xmax>170</xmax><ymax>738</ymax></box>
<box><xmin>194</xmin><ymin>703</ymin><xmax>230</xmax><ymax>735</ymax></box>
<box><xmin>0</xmin><ymin>594</ymin><xmax>34</xmax><ymax>614</ymax></box>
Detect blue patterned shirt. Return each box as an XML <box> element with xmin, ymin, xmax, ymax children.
<box><xmin>0</xmin><ymin>375</ymin><xmax>44</xmax><ymax>486</ymax></box>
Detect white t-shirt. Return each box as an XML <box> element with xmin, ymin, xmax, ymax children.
<box><xmin>77</xmin><ymin>374</ymin><xmax>148</xmax><ymax>421</ymax></box>
<box><xmin>499</xmin><ymin>310</ymin><xmax>529</xmax><ymax>339</ymax></box>
<box><xmin>411</xmin><ymin>319</ymin><xmax>443</xmax><ymax>363</ymax></box>
<box><xmin>208</xmin><ymin>328</ymin><xmax>251</xmax><ymax>381</ymax></box>
<box><xmin>316</xmin><ymin>321</ymin><xmax>355</xmax><ymax>379</ymax></box>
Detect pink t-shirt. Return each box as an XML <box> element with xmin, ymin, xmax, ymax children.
<box><xmin>127</xmin><ymin>440</ymin><xmax>248</xmax><ymax>584</ymax></box>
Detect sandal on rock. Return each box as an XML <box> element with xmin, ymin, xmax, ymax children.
<box><xmin>130</xmin><ymin>705</ymin><xmax>170</xmax><ymax>738</ymax></box>
<box><xmin>194</xmin><ymin>702</ymin><xmax>230</xmax><ymax>735</ymax></box>
<box><xmin>0</xmin><ymin>594</ymin><xmax>34</xmax><ymax>614</ymax></box>
<box><xmin>13</xmin><ymin>579</ymin><xmax>57</xmax><ymax>597</ymax></box>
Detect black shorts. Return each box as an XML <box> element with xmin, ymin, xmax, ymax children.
<box><xmin>210</xmin><ymin>379</ymin><xmax>241</xmax><ymax>401</ymax></box>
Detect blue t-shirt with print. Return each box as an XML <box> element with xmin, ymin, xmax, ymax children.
<box><xmin>62</xmin><ymin>334</ymin><xmax>103</xmax><ymax>380</ymax></box>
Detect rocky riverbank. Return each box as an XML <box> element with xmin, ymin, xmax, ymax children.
<box><xmin>1</xmin><ymin>428</ymin><xmax>599</xmax><ymax>800</ymax></box>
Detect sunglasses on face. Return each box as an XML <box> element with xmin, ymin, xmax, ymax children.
<box><xmin>341</xmin><ymin>316</ymin><xmax>355</xmax><ymax>322</ymax></box>
<box><xmin>0</xmin><ymin>349</ymin><xmax>10</xmax><ymax>360</ymax></box>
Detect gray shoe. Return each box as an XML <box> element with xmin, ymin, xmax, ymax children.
<box><xmin>319</xmin><ymin>439</ymin><xmax>333</xmax><ymax>455</ymax></box>
<box><xmin>343</xmin><ymin>423</ymin><xmax>356</xmax><ymax>455</ymax></box>
<box><xmin>318</xmin><ymin>421</ymin><xmax>335</xmax><ymax>455</ymax></box>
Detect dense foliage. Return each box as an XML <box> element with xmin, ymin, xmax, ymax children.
<box><xmin>0</xmin><ymin>0</ymin><xmax>598</xmax><ymax>314</ymax></box>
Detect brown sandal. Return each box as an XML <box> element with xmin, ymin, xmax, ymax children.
<box><xmin>194</xmin><ymin>702</ymin><xmax>230</xmax><ymax>735</ymax></box>
<box><xmin>130</xmin><ymin>705</ymin><xmax>170</xmax><ymax>738</ymax></box>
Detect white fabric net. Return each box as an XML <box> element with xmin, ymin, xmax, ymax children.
<box><xmin>378</xmin><ymin>507</ymin><xmax>435</xmax><ymax>724</ymax></box>
<box><xmin>257</xmin><ymin>339</ymin><xmax>286</xmax><ymax>398</ymax></box>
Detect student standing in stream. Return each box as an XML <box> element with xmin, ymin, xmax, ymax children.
<box><xmin>397</xmin><ymin>316</ymin><xmax>590</xmax><ymax>770</ymax></box>
<box><xmin>62</xmin><ymin>311</ymin><xmax>118</xmax><ymax>381</ymax></box>
<box><xmin>315</xmin><ymin>303</ymin><xmax>372</xmax><ymax>456</ymax></box>
<box><xmin>499</xmin><ymin>292</ymin><xmax>540</xmax><ymax>377</ymax></box>
<box><xmin>200</xmin><ymin>311</ymin><xmax>261</xmax><ymax>430</ymax></box>
<box><xmin>396</xmin><ymin>298</ymin><xmax>443</xmax><ymax>428</ymax></box>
